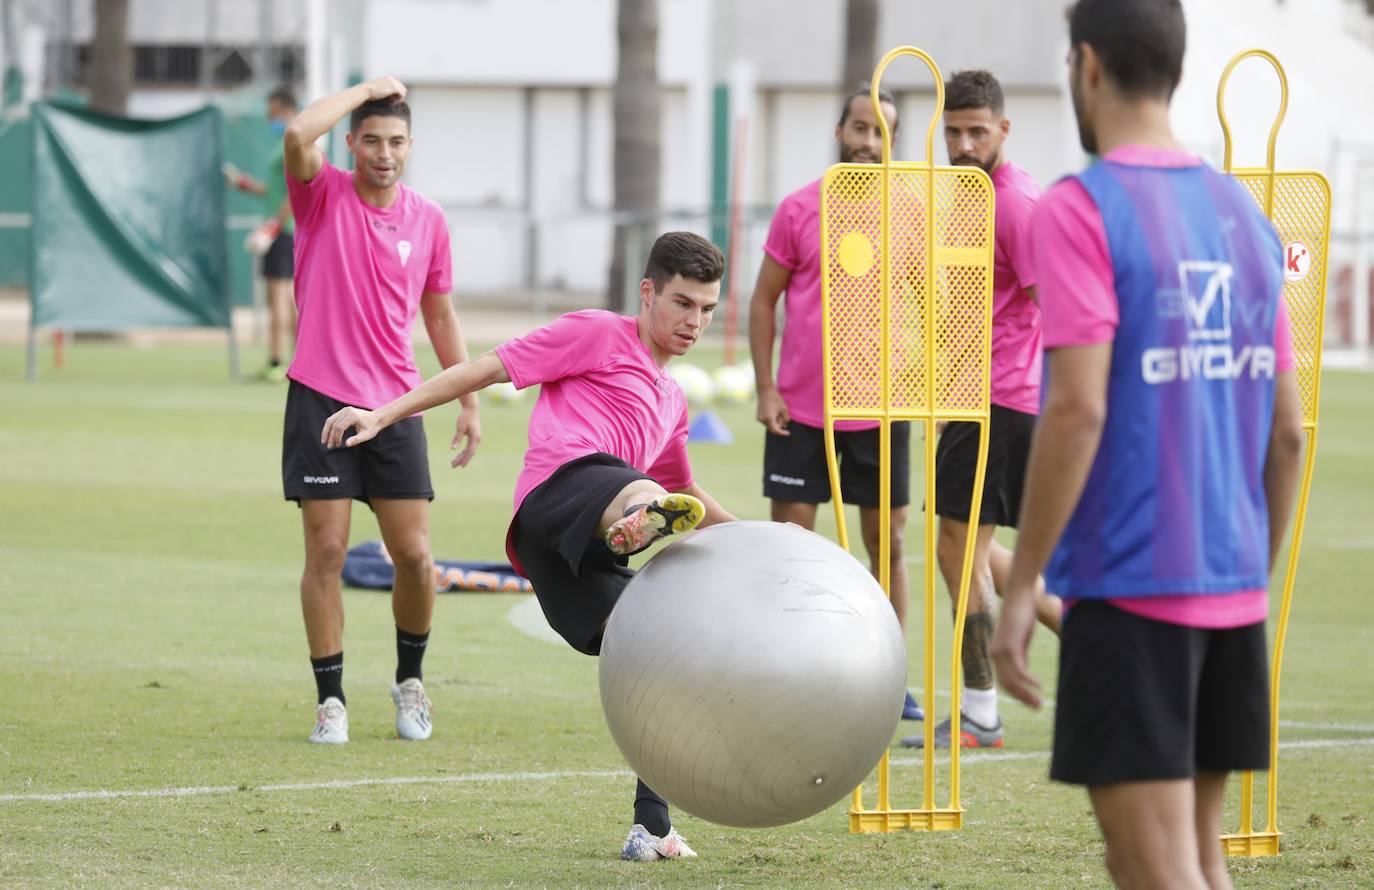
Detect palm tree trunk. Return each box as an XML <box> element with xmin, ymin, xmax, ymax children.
<box><xmin>841</xmin><ymin>0</ymin><xmax>880</xmax><ymax>92</ymax></box>
<box><xmin>89</xmin><ymin>0</ymin><xmax>132</xmax><ymax>116</ymax></box>
<box><xmin>607</xmin><ymin>0</ymin><xmax>661</xmax><ymax>310</ymax></box>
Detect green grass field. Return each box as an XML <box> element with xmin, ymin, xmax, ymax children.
<box><xmin>2</xmin><ymin>338</ymin><xmax>1372</xmax><ymax>888</ymax></box>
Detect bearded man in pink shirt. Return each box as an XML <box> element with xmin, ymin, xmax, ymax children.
<box><xmin>322</xmin><ymin>231</ymin><xmax>736</xmax><ymax>862</ymax></box>
<box><xmin>280</xmin><ymin>76</ymin><xmax>482</xmax><ymax>746</ymax></box>
<box><xmin>903</xmin><ymin>70</ymin><xmax>1061</xmax><ymax>751</ymax></box>
<box><xmin>750</xmin><ymin>87</ymin><xmax>928</xmax><ymax>722</ymax></box>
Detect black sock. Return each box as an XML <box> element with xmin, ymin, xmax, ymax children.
<box><xmin>634</xmin><ymin>779</ymin><xmax>671</xmax><ymax>837</ymax></box>
<box><xmin>311</xmin><ymin>652</ymin><xmax>344</xmax><ymax>705</ymax></box>
<box><xmin>396</xmin><ymin>627</ymin><xmax>430</xmax><ymax>683</ymax></box>
<box><xmin>267</xmin><ymin>357</ymin><xmax>281</xmax><ymax>367</ymax></box>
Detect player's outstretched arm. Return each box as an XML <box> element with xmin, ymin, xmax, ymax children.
<box><xmin>682</xmin><ymin>482</ymin><xmax>737</xmax><ymax>528</ymax></box>
<box><xmin>321</xmin><ymin>351</ymin><xmax>510</xmax><ymax>450</ymax></box>
<box><xmin>284</xmin><ymin>75</ymin><xmax>407</xmax><ymax>184</ymax></box>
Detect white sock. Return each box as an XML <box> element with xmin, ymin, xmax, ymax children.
<box><xmin>962</xmin><ymin>685</ymin><xmax>998</xmax><ymax>727</ymax></box>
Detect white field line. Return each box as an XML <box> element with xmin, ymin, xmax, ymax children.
<box><xmin>1280</xmin><ymin>720</ymin><xmax>1374</xmax><ymax>733</ymax></box>
<box><xmin>5</xmin><ymin>737</ymin><xmax>1371</xmax><ymax>805</ymax></box>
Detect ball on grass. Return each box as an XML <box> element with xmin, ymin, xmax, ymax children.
<box><xmin>712</xmin><ymin>363</ymin><xmax>755</xmax><ymax>405</ymax></box>
<box><xmin>666</xmin><ymin>362</ymin><xmax>715</xmax><ymax>408</ymax></box>
<box><xmin>485</xmin><ymin>381</ymin><xmax>525</xmax><ymax>405</ymax></box>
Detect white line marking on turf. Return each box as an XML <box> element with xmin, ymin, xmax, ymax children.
<box><xmin>5</xmin><ymin>738</ymin><xmax>1371</xmax><ymax>805</ymax></box>
<box><xmin>1280</xmin><ymin>720</ymin><xmax>1374</xmax><ymax>733</ymax></box>
<box><xmin>506</xmin><ymin>596</ymin><xmax>565</xmax><ymax>645</ymax></box>
<box><xmin>1324</xmin><ymin>538</ymin><xmax>1374</xmax><ymax>551</ymax></box>
<box><xmin>0</xmin><ymin>770</ymin><xmax>636</xmax><ymax>804</ymax></box>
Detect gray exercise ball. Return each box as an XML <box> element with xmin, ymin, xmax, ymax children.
<box><xmin>598</xmin><ymin>520</ymin><xmax>907</xmax><ymax>828</ymax></box>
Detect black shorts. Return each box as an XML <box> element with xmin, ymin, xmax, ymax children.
<box><xmin>762</xmin><ymin>421</ymin><xmax>910</xmax><ymax>508</ymax></box>
<box><xmin>282</xmin><ymin>379</ymin><xmax>433</xmax><ymax>503</ymax></box>
<box><xmin>934</xmin><ymin>404</ymin><xmax>1035</xmax><ymax>527</ymax></box>
<box><xmin>1050</xmin><ymin>601</ymin><xmax>1270</xmax><ymax>786</ymax></box>
<box><xmin>263</xmin><ymin>232</ymin><xmax>294</xmax><ymax>279</ymax></box>
<box><xmin>511</xmin><ymin>453</ymin><xmax>651</xmax><ymax>656</ymax></box>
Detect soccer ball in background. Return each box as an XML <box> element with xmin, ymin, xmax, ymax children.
<box><xmin>485</xmin><ymin>381</ymin><xmax>525</xmax><ymax>405</ymax></box>
<box><xmin>666</xmin><ymin>362</ymin><xmax>715</xmax><ymax>408</ymax></box>
<box><xmin>712</xmin><ymin>363</ymin><xmax>755</xmax><ymax>405</ymax></box>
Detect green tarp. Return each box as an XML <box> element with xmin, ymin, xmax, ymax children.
<box><xmin>0</xmin><ymin>112</ymin><xmax>31</xmax><ymax>287</ymax></box>
<box><xmin>30</xmin><ymin>101</ymin><xmax>229</xmax><ymax>330</ymax></box>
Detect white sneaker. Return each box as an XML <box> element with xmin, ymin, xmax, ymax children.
<box><xmin>390</xmin><ymin>677</ymin><xmax>433</xmax><ymax>741</ymax></box>
<box><xmin>309</xmin><ymin>697</ymin><xmax>348</xmax><ymax>744</ymax></box>
<box><xmin>620</xmin><ymin>824</ymin><xmax>698</xmax><ymax>861</ymax></box>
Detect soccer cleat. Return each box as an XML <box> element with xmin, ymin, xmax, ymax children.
<box><xmin>309</xmin><ymin>696</ymin><xmax>349</xmax><ymax>744</ymax></box>
<box><xmin>604</xmin><ymin>493</ymin><xmax>705</xmax><ymax>556</ymax></box>
<box><xmin>902</xmin><ymin>690</ymin><xmax>925</xmax><ymax>721</ymax></box>
<box><xmin>620</xmin><ymin>824</ymin><xmax>698</xmax><ymax>861</ymax></box>
<box><xmin>899</xmin><ymin>713</ymin><xmax>1003</xmax><ymax>749</ymax></box>
<box><xmin>390</xmin><ymin>677</ymin><xmax>433</xmax><ymax>741</ymax></box>
<box><xmin>259</xmin><ymin>363</ymin><xmax>288</xmax><ymax>383</ymax></box>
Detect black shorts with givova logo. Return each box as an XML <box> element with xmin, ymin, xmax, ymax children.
<box><xmin>282</xmin><ymin>379</ymin><xmax>433</xmax><ymax>503</ymax></box>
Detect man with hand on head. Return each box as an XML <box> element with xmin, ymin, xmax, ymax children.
<box><xmin>281</xmin><ymin>75</ymin><xmax>481</xmax><ymax>746</ymax></box>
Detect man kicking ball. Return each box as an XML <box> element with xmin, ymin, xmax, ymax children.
<box><xmin>321</xmin><ymin>231</ymin><xmax>736</xmax><ymax>862</ymax></box>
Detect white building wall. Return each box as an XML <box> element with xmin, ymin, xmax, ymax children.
<box><xmin>11</xmin><ymin>0</ymin><xmax>1372</xmax><ymax>339</ymax></box>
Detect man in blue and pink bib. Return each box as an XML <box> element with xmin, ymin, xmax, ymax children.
<box><xmin>992</xmin><ymin>2</ymin><xmax>1305</xmax><ymax>888</ymax></box>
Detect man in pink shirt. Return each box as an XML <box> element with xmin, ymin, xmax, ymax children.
<box><xmin>321</xmin><ymin>231</ymin><xmax>735</xmax><ymax>863</ymax></box>
<box><xmin>991</xmin><ymin>2</ymin><xmax>1304</xmax><ymax>887</ymax></box>
<box><xmin>280</xmin><ymin>76</ymin><xmax>482</xmax><ymax>746</ymax></box>
<box><xmin>751</xmin><ymin>87</ymin><xmax>925</xmax><ymax>722</ymax></box>
<box><xmin>904</xmin><ymin>70</ymin><xmax>1058</xmax><ymax>751</ymax></box>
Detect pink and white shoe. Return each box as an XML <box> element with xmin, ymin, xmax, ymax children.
<box><xmin>390</xmin><ymin>677</ymin><xmax>433</xmax><ymax>741</ymax></box>
<box><xmin>604</xmin><ymin>494</ymin><xmax>705</xmax><ymax>556</ymax></box>
<box><xmin>620</xmin><ymin>824</ymin><xmax>698</xmax><ymax>861</ymax></box>
<box><xmin>309</xmin><ymin>697</ymin><xmax>348</xmax><ymax>744</ymax></box>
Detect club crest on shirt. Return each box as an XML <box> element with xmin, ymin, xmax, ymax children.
<box><xmin>397</xmin><ymin>240</ymin><xmax>412</xmax><ymax>266</ymax></box>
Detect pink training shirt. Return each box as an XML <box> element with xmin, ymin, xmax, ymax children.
<box><xmin>495</xmin><ymin>310</ymin><xmax>694</xmax><ymax>516</ymax></box>
<box><xmin>764</xmin><ymin>179</ymin><xmax>875</xmax><ymax>431</ymax></box>
<box><xmin>286</xmin><ymin>160</ymin><xmax>453</xmax><ymax>409</ymax></box>
<box><xmin>989</xmin><ymin>161</ymin><xmax>1043</xmax><ymax>415</ymax></box>
<box><xmin>1033</xmin><ymin>144</ymin><xmax>1295</xmax><ymax>629</ymax></box>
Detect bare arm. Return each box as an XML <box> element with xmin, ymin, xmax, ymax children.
<box><xmin>272</xmin><ymin>198</ymin><xmax>292</xmax><ymax>224</ymax></box>
<box><xmin>321</xmin><ymin>351</ymin><xmax>509</xmax><ymax>449</ymax></box>
<box><xmin>1263</xmin><ymin>370</ymin><xmax>1304</xmax><ymax>568</ymax></box>
<box><xmin>284</xmin><ymin>75</ymin><xmax>406</xmax><ymax>183</ymax></box>
<box><xmin>749</xmin><ymin>254</ymin><xmax>793</xmax><ymax>435</ymax></box>
<box><xmin>223</xmin><ymin>162</ymin><xmax>267</xmax><ymax>196</ymax></box>
<box><xmin>420</xmin><ymin>292</ymin><xmax>476</xmax><ymax>405</ymax></box>
<box><xmin>421</xmin><ymin>290</ymin><xmax>482</xmax><ymax>467</ymax></box>
<box><xmin>991</xmin><ymin>342</ymin><xmax>1112</xmax><ymax>708</ymax></box>
<box><xmin>683</xmin><ymin>482</ymin><xmax>736</xmax><ymax>527</ymax></box>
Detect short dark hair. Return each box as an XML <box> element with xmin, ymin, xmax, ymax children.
<box><xmin>838</xmin><ymin>85</ymin><xmax>899</xmax><ymax>131</ymax></box>
<box><xmin>643</xmin><ymin>232</ymin><xmax>725</xmax><ymax>291</ymax></box>
<box><xmin>1068</xmin><ymin>0</ymin><xmax>1186</xmax><ymax>99</ymax></box>
<box><xmin>267</xmin><ymin>86</ymin><xmax>297</xmax><ymax>111</ymax></box>
<box><xmin>350</xmin><ymin>98</ymin><xmax>411</xmax><ymax>133</ymax></box>
<box><xmin>944</xmin><ymin>70</ymin><xmax>1004</xmax><ymax>116</ymax></box>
